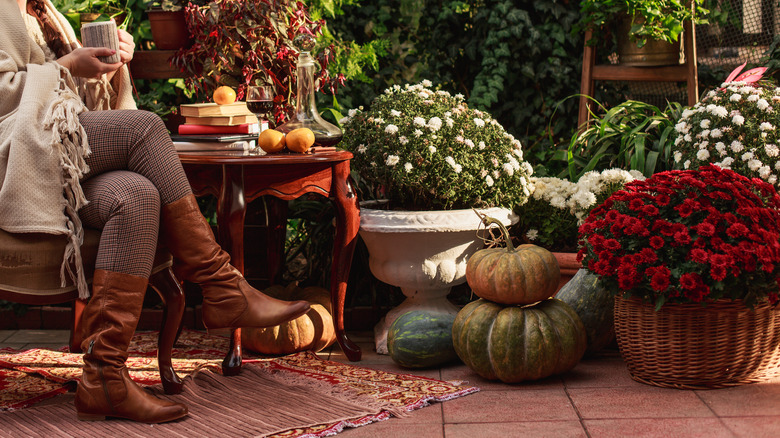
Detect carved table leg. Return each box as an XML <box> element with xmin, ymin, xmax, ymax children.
<box><xmin>149</xmin><ymin>267</ymin><xmax>185</xmax><ymax>394</ymax></box>
<box><xmin>331</xmin><ymin>162</ymin><xmax>362</xmax><ymax>361</ymax></box>
<box><xmin>218</xmin><ymin>164</ymin><xmax>246</xmax><ymax>376</ymax></box>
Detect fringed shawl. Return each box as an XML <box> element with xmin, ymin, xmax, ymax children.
<box><xmin>0</xmin><ymin>0</ymin><xmax>136</xmax><ymax>298</ymax></box>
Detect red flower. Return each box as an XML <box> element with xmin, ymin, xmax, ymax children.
<box><xmin>649</xmin><ymin>236</ymin><xmax>665</xmax><ymax>249</ymax></box>
<box><xmin>639</xmin><ymin>247</ymin><xmax>658</xmax><ymax>264</ymax></box>
<box><xmin>727</xmin><ymin>223</ymin><xmax>749</xmax><ymax>238</ymax></box>
<box><xmin>689</xmin><ymin>248</ymin><xmax>709</xmax><ymax>264</ymax></box>
<box><xmin>694</xmin><ymin>222</ymin><xmax>716</xmax><ymax>237</ymax></box>
<box><xmin>650</xmin><ymin>267</ymin><xmax>671</xmax><ymax>291</ymax></box>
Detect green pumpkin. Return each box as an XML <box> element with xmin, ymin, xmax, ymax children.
<box><xmin>452</xmin><ymin>298</ymin><xmax>587</xmax><ymax>383</ymax></box>
<box><xmin>555</xmin><ymin>269</ymin><xmax>615</xmax><ymax>355</ymax></box>
<box><xmin>387</xmin><ymin>311</ymin><xmax>459</xmax><ymax>368</ymax></box>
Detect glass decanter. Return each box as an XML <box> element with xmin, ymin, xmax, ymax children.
<box><xmin>275</xmin><ymin>33</ymin><xmax>343</xmax><ymax>146</ymax></box>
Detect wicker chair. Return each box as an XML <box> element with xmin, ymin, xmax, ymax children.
<box><xmin>0</xmin><ymin>228</ymin><xmax>185</xmax><ymax>394</ymax></box>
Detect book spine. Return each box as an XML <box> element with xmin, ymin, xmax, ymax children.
<box><xmin>173</xmin><ymin>140</ymin><xmax>255</xmax><ymax>152</ymax></box>
<box><xmin>179</xmin><ymin>123</ymin><xmax>260</xmax><ymax>135</ymax></box>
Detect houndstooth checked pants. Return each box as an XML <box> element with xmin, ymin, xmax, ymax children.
<box><xmin>78</xmin><ymin>110</ymin><xmax>192</xmax><ymax>278</ymax></box>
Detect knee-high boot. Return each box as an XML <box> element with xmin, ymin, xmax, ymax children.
<box><xmin>160</xmin><ymin>194</ymin><xmax>310</xmax><ymax>329</ymax></box>
<box><xmin>74</xmin><ymin>270</ymin><xmax>188</xmax><ymax>423</ymax></box>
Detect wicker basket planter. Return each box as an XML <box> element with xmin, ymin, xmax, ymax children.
<box><xmin>614</xmin><ymin>295</ymin><xmax>780</xmax><ymax>389</ymax></box>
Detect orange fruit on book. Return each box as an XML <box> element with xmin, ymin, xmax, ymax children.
<box><xmin>213</xmin><ymin>86</ymin><xmax>237</xmax><ymax>105</ymax></box>
<box><xmin>286</xmin><ymin>128</ymin><xmax>315</xmax><ymax>153</ymax></box>
<box><xmin>258</xmin><ymin>129</ymin><xmax>286</xmax><ymax>153</ymax></box>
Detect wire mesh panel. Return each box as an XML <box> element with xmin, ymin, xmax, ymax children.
<box><xmin>592</xmin><ymin>0</ymin><xmax>777</xmax><ymax>109</ymax></box>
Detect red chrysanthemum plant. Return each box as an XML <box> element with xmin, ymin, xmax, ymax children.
<box><xmin>577</xmin><ymin>164</ymin><xmax>780</xmax><ymax>310</ymax></box>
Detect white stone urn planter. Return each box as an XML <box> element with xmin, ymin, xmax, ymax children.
<box><xmin>359</xmin><ymin>205</ymin><xmax>517</xmax><ymax>354</ymax></box>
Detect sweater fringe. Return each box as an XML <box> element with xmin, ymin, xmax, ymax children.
<box><xmin>44</xmin><ymin>75</ymin><xmax>91</xmax><ymax>299</ymax></box>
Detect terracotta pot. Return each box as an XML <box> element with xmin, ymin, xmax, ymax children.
<box><xmin>552</xmin><ymin>251</ymin><xmax>581</xmax><ymax>294</ymax></box>
<box><xmin>147</xmin><ymin>10</ymin><xmax>192</xmax><ymax>50</ymax></box>
<box><xmin>616</xmin><ymin>14</ymin><xmax>681</xmax><ymax>66</ymax></box>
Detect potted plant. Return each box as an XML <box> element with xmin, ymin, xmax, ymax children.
<box><xmin>578</xmin><ymin>164</ymin><xmax>780</xmax><ymax>388</ymax></box>
<box><xmin>171</xmin><ymin>0</ymin><xmax>335</xmax><ymax>125</ymax></box>
<box><xmin>575</xmin><ymin>0</ymin><xmax>710</xmax><ymax>65</ymax></box>
<box><xmin>144</xmin><ymin>0</ymin><xmax>208</xmax><ymax>50</ymax></box>
<box><xmin>512</xmin><ymin>168</ymin><xmax>643</xmax><ymax>290</ymax></box>
<box><xmin>53</xmin><ymin>0</ymin><xmax>131</xmax><ymax>34</ymax></box>
<box><xmin>671</xmin><ymin>64</ymin><xmax>778</xmax><ymax>186</ymax></box>
<box><xmin>339</xmin><ymin>80</ymin><xmax>533</xmax><ymax>353</ymax></box>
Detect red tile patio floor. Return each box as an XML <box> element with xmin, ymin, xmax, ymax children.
<box><xmin>2</xmin><ymin>329</ymin><xmax>779</xmax><ymax>437</ymax></box>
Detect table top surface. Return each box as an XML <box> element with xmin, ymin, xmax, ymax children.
<box><xmin>176</xmin><ymin>148</ymin><xmax>353</xmax><ymax>165</ymax></box>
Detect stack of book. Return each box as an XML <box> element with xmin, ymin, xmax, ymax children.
<box><xmin>173</xmin><ymin>102</ymin><xmax>265</xmax><ymax>152</ymax></box>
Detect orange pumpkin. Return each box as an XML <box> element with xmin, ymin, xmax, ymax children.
<box><xmin>466</xmin><ymin>215</ymin><xmax>560</xmax><ymax>305</ymax></box>
<box><xmin>242</xmin><ymin>283</ymin><xmax>336</xmax><ymax>355</ymax></box>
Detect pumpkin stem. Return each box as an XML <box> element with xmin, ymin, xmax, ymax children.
<box><xmin>472</xmin><ymin>209</ymin><xmax>515</xmax><ymax>251</ymax></box>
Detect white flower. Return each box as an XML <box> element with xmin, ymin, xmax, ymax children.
<box><xmin>742</xmin><ymin>151</ymin><xmax>755</xmax><ymax>161</ymax></box>
<box><xmin>338</xmin><ymin>116</ymin><xmax>350</xmax><ymax>125</ymax></box>
<box><xmin>428</xmin><ymin>146</ymin><xmax>436</xmax><ymax>153</ymax></box>
<box><xmin>357</xmin><ymin>144</ymin><xmax>367</xmax><ymax>154</ymax></box>
<box><xmin>730</xmin><ymin>94</ymin><xmax>742</xmax><ymax>102</ymax></box>
<box><xmin>385</xmin><ymin>124</ymin><xmax>398</xmax><ymax>134</ymax></box>
<box><xmin>485</xmin><ymin>175</ymin><xmax>494</xmax><ymax>187</ymax></box>
<box><xmin>708</xmin><ymin>105</ymin><xmax>728</xmax><ymax>118</ymax></box>
<box><xmin>390</xmin><ymin>110</ymin><xmax>402</xmax><ymax>117</ymax></box>
<box><xmin>730</xmin><ymin>140</ymin><xmax>744</xmax><ymax>153</ymax></box>
<box><xmin>414</xmin><ymin>129</ymin><xmax>423</xmax><ymax>137</ymax></box>
<box><xmin>413</xmin><ymin>117</ymin><xmax>426</xmax><ymax>127</ymax></box>
<box><xmin>710</xmin><ymin>128</ymin><xmax>723</xmax><ymax>138</ymax></box>
<box><xmin>465</xmin><ymin>139</ymin><xmax>475</xmax><ymax>148</ymax></box>
<box><xmin>404</xmin><ymin>162</ymin><xmax>413</xmax><ymax>173</ymax></box>
<box><xmin>474</xmin><ymin>118</ymin><xmax>485</xmax><ymax>127</ymax></box>
<box><xmin>700</xmin><ymin>119</ymin><xmax>711</xmax><ymax>129</ymax></box>
<box><xmin>683</xmin><ymin>160</ymin><xmax>691</xmax><ymax>169</ymax></box>
<box><xmin>748</xmin><ymin>159</ymin><xmax>762</xmax><ymax>171</ymax></box>
<box><xmin>348</xmin><ymin>109</ymin><xmax>359</xmax><ymax>117</ymax></box>
<box><xmin>492</xmin><ymin>170</ymin><xmax>501</xmax><ymax>179</ymax></box>
<box><xmin>427</xmin><ymin>117</ymin><xmax>442</xmax><ymax>131</ymax></box>
<box><xmin>720</xmin><ymin>157</ymin><xmax>734</xmax><ymax>167</ymax></box>
<box><xmin>675</xmin><ymin>121</ymin><xmax>689</xmax><ymax>133</ymax></box>
<box><xmin>715</xmin><ymin>142</ymin><xmax>727</xmax><ymax>155</ymax></box>
<box><xmin>766</xmin><ymin>144</ymin><xmax>779</xmax><ymax>157</ymax></box>
<box><xmin>758</xmin><ymin>99</ymin><xmax>770</xmax><ymax>111</ymax></box>
<box><xmin>759</xmin><ymin>165</ymin><xmax>772</xmax><ymax>179</ymax></box>
<box><xmin>674</xmin><ymin>151</ymin><xmax>683</xmax><ymax>162</ymax></box>
<box><xmin>386</xmin><ymin>155</ymin><xmax>400</xmax><ymax>166</ymax></box>
<box><xmin>399</xmin><ymin>136</ymin><xmax>409</xmax><ymax>145</ymax></box>
<box><xmin>421</xmin><ymin>79</ymin><xmax>432</xmax><ymax>87</ymax></box>
<box><xmin>760</xmin><ymin>122</ymin><xmax>775</xmax><ymax>131</ymax></box>
<box><xmin>526</xmin><ymin>229</ymin><xmax>539</xmax><ymax>241</ymax></box>
<box><xmin>732</xmin><ymin>114</ymin><xmax>745</xmax><ymax>125</ymax></box>
<box><xmin>747</xmin><ymin>94</ymin><xmax>759</xmax><ymax>102</ymax></box>
<box><xmin>478</xmin><ymin>141</ymin><xmax>486</xmax><ymax>150</ymax></box>
<box><xmin>445</xmin><ymin>156</ymin><xmax>462</xmax><ymax>173</ymax></box>
<box><xmin>696</xmin><ymin>149</ymin><xmax>710</xmax><ymax>160</ymax></box>
<box><xmin>502</xmin><ymin>163</ymin><xmax>515</xmax><ymax>176</ymax></box>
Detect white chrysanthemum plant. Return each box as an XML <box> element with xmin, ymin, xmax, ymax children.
<box><xmin>515</xmin><ymin>169</ymin><xmax>644</xmax><ymax>252</ymax></box>
<box><xmin>339</xmin><ymin>80</ymin><xmax>533</xmax><ymax>211</ymax></box>
<box><xmin>671</xmin><ymin>63</ymin><xmax>780</xmax><ymax>187</ymax></box>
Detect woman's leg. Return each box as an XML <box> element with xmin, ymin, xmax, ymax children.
<box><xmin>79</xmin><ymin>110</ymin><xmax>309</xmax><ymax>330</ymax></box>
<box><xmin>75</xmin><ymin>171</ymin><xmax>187</xmax><ymax>423</ymax></box>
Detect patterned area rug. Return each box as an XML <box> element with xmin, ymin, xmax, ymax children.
<box><xmin>0</xmin><ymin>331</ymin><xmax>478</xmax><ymax>437</ymax></box>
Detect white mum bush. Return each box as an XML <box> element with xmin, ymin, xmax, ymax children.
<box><xmin>672</xmin><ymin>81</ymin><xmax>780</xmax><ymax>187</ymax></box>
<box><xmin>339</xmin><ymin>81</ymin><xmax>533</xmax><ymax>210</ymax></box>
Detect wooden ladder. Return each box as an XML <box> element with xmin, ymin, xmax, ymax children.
<box><xmin>577</xmin><ymin>23</ymin><xmax>699</xmax><ymax>129</ymax></box>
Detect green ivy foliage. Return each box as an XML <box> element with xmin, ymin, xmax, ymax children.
<box><xmin>327</xmin><ymin>0</ymin><xmax>586</xmax><ymax>176</ymax></box>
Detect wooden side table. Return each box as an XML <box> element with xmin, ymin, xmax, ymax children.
<box><xmin>177</xmin><ymin>149</ymin><xmax>362</xmax><ymax>373</ymax></box>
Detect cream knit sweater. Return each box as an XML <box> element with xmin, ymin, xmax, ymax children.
<box><xmin>0</xmin><ymin>0</ymin><xmax>136</xmax><ymax>298</ymax></box>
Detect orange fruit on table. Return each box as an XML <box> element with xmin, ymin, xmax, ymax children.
<box><xmin>213</xmin><ymin>86</ymin><xmax>237</xmax><ymax>105</ymax></box>
<box><xmin>257</xmin><ymin>129</ymin><xmax>286</xmax><ymax>153</ymax></box>
<box><xmin>285</xmin><ymin>128</ymin><xmax>315</xmax><ymax>153</ymax></box>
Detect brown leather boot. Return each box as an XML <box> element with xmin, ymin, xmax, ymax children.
<box><xmin>75</xmin><ymin>270</ymin><xmax>188</xmax><ymax>423</ymax></box>
<box><xmin>160</xmin><ymin>194</ymin><xmax>310</xmax><ymax>329</ymax></box>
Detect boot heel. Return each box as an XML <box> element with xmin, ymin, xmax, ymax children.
<box><xmin>78</xmin><ymin>412</ymin><xmax>106</xmax><ymax>421</ymax></box>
